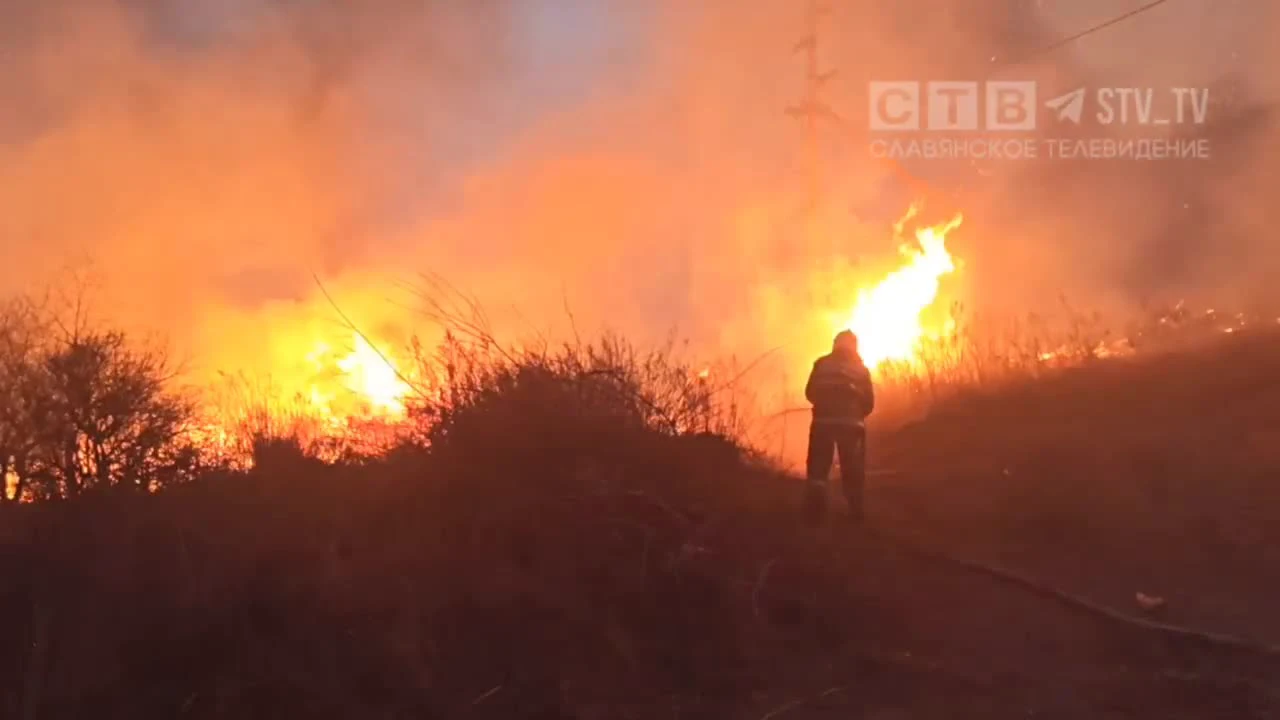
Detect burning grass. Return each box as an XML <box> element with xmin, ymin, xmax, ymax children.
<box><xmin>0</xmin><ymin>299</ymin><xmax>855</xmax><ymax>718</ymax></box>
<box><xmin>180</xmin><ymin>252</ymin><xmax>1278</xmax><ymax>478</ymax></box>
<box><xmin>2</xmin><ymin>281</ymin><xmax>1279</xmax><ymax>716</ymax></box>
<box><xmin>863</xmin><ymin>297</ymin><xmax>1274</xmax><ymax>427</ymax></box>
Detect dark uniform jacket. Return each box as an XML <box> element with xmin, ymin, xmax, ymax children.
<box><xmin>804</xmin><ymin>352</ymin><xmax>874</xmax><ymax>425</ymax></box>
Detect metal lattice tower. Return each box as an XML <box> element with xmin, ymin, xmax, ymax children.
<box><xmin>785</xmin><ymin>0</ymin><xmax>841</xmax><ymax>218</ymax></box>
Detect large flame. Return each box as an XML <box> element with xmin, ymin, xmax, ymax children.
<box><xmin>301</xmin><ymin>332</ymin><xmax>413</xmax><ymax>421</ymax></box>
<box><xmin>336</xmin><ymin>334</ymin><xmax>413</xmax><ymax>416</ymax></box>
<box><xmin>194</xmin><ymin>323</ymin><xmax>416</xmax><ymax>460</ymax></box>
<box><xmin>841</xmin><ymin>210</ymin><xmax>963</xmax><ymax>370</ymax></box>
<box><xmin>190</xmin><ymin>206</ymin><xmax>963</xmax><ymax>455</ymax></box>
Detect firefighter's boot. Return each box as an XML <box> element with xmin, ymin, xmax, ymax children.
<box><xmin>804</xmin><ymin>482</ymin><xmax>828</xmax><ymax>525</ymax></box>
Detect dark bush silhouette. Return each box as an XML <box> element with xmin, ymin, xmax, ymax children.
<box><xmin>403</xmin><ymin>277</ymin><xmax>746</xmax><ymax>470</ymax></box>
<box><xmin>0</xmin><ymin>303</ymin><xmax>847</xmax><ymax>719</ymax></box>
<box><xmin>0</xmin><ymin>298</ymin><xmax>50</xmax><ymax>503</ymax></box>
<box><xmin>2</xmin><ymin>303</ymin><xmax>1279</xmax><ymax>718</ymax></box>
<box><xmin>0</xmin><ymin>302</ymin><xmax>200</xmax><ymax>501</ymax></box>
<box><xmin>4</xmin><ymin>277</ymin><xmax>1278</xmax><ymax>718</ymax></box>
<box><xmin>410</xmin><ymin>332</ymin><xmax>739</xmax><ymax>470</ymax></box>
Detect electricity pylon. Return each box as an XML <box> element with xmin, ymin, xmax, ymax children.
<box><xmin>784</xmin><ymin>0</ymin><xmax>844</xmax><ymax>262</ymax></box>
<box><xmin>785</xmin><ymin>0</ymin><xmax>841</xmax><ymax>218</ymax></box>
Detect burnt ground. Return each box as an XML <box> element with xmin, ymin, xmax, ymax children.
<box><xmin>1</xmin><ymin>331</ymin><xmax>1279</xmax><ymax>719</ymax></box>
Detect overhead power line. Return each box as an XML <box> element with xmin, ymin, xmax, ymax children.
<box><xmin>992</xmin><ymin>0</ymin><xmax>1179</xmax><ymax>67</ymax></box>
<box><xmin>781</xmin><ymin>0</ymin><xmax>1184</xmax><ymax>212</ymax></box>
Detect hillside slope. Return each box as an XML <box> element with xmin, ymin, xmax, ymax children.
<box><xmin>871</xmin><ymin>329</ymin><xmax>1280</xmax><ymax>646</ymax></box>
<box><xmin>1</xmin><ymin>333</ymin><xmax>1278</xmax><ymax>718</ymax></box>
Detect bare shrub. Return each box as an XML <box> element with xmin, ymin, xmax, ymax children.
<box><xmin>0</xmin><ymin>296</ymin><xmax>52</xmax><ymax>503</ymax></box>
<box><xmin>401</xmin><ymin>277</ymin><xmax>749</xmax><ymax>468</ymax></box>
<box><xmin>0</xmin><ymin>298</ymin><xmax>201</xmax><ymax>500</ymax></box>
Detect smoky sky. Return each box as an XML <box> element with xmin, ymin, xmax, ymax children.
<box><xmin>0</xmin><ymin>0</ymin><xmax>1276</xmax><ymax>374</ymax></box>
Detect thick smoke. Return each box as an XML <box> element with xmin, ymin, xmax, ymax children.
<box><xmin>0</xmin><ymin>0</ymin><xmax>1275</xmax><ymax>391</ymax></box>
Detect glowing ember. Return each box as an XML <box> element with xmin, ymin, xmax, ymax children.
<box><xmin>840</xmin><ymin>211</ymin><xmax>963</xmax><ymax>370</ymax></box>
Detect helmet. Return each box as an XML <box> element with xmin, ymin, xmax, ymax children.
<box><xmin>833</xmin><ymin>330</ymin><xmax>858</xmax><ymax>355</ymax></box>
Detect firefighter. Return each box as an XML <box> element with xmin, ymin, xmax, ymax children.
<box><xmin>804</xmin><ymin>329</ymin><xmax>875</xmax><ymax>524</ymax></box>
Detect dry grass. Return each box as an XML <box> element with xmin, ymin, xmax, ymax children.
<box><xmin>0</xmin><ymin>296</ymin><xmax>1278</xmax><ymax>716</ymax></box>
<box><xmin>867</xmin><ymin>298</ymin><xmax>1265</xmax><ymax>426</ymax></box>
<box><xmin>872</xmin><ymin>320</ymin><xmax>1280</xmax><ymax>642</ymax></box>
<box><xmin>0</xmin><ymin>355</ymin><xmax>855</xmax><ymax>719</ymax></box>
<box><xmin>0</xmin><ymin>283</ymin><xmax>810</xmax><ymax>717</ymax></box>
<box><xmin>201</xmin><ymin>371</ymin><xmax>413</xmax><ymax>466</ymax></box>
<box><xmin>4</xmin><ymin>282</ymin><xmax>1279</xmax><ymax>716</ymax></box>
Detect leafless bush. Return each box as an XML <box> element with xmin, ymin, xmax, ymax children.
<box><xmin>0</xmin><ymin>296</ymin><xmax>51</xmax><ymax>502</ymax></box>
<box><xmin>402</xmin><ymin>276</ymin><xmax>749</xmax><ymax>463</ymax></box>
<box><xmin>0</xmin><ymin>297</ymin><xmax>201</xmax><ymax>501</ymax></box>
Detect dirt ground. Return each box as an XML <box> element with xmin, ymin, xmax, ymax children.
<box><xmin>737</xmin><ymin>504</ymin><xmax>1280</xmax><ymax>720</ymax></box>
<box><xmin>779</xmin><ymin>330</ymin><xmax>1280</xmax><ymax>718</ymax></box>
